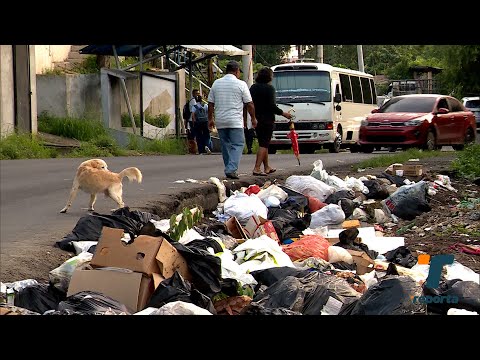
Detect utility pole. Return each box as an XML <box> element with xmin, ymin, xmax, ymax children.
<box><xmin>357</xmin><ymin>45</ymin><xmax>365</xmax><ymax>72</ymax></box>
<box><xmin>242</xmin><ymin>45</ymin><xmax>253</xmax><ymax>87</ymax></box>
<box><xmin>316</xmin><ymin>45</ymin><xmax>324</xmax><ymax>63</ymax></box>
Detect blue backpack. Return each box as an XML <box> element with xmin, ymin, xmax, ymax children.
<box><xmin>194</xmin><ymin>104</ymin><xmax>208</xmax><ymax>123</ymax></box>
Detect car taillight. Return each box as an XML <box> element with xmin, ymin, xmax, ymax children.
<box><xmin>326</xmin><ymin>122</ymin><xmax>333</xmax><ymax>130</ymax></box>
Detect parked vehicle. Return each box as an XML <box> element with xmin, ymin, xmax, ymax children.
<box><xmin>462</xmin><ymin>96</ymin><xmax>480</xmax><ymax>130</ymax></box>
<box><xmin>358</xmin><ymin>94</ymin><xmax>476</xmax><ymax>152</ymax></box>
<box><xmin>269</xmin><ymin>63</ymin><xmax>377</xmax><ymax>154</ymax></box>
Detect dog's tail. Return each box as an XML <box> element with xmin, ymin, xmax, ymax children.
<box><xmin>119</xmin><ymin>167</ymin><xmax>143</xmax><ymax>183</ymax></box>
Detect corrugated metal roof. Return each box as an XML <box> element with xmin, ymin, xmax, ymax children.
<box><xmin>79</xmin><ymin>45</ymin><xmax>161</xmax><ymax>56</ymax></box>
<box><xmin>79</xmin><ymin>45</ymin><xmax>248</xmax><ymax>56</ymax></box>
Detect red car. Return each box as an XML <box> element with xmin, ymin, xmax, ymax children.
<box><xmin>359</xmin><ymin>94</ymin><xmax>477</xmax><ymax>152</ymax></box>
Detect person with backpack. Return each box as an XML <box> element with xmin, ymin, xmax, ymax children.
<box><xmin>192</xmin><ymin>94</ymin><xmax>212</xmax><ymax>155</ymax></box>
<box><xmin>183</xmin><ymin>89</ymin><xmax>199</xmax><ymax>154</ymax></box>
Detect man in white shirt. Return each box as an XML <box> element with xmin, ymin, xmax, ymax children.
<box><xmin>207</xmin><ymin>60</ymin><xmax>256</xmax><ymax>179</ymax></box>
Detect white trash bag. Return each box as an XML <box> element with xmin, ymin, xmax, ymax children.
<box><xmin>224</xmin><ymin>193</ymin><xmax>268</xmax><ymax>225</ymax></box>
<box><xmin>310</xmin><ymin>204</ymin><xmax>345</xmax><ymax>228</ymax></box>
<box><xmin>285</xmin><ymin>175</ymin><xmax>335</xmax><ymax>202</ymax></box>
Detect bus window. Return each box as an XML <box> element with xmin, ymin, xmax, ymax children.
<box><xmin>369</xmin><ymin>78</ymin><xmax>377</xmax><ymax>104</ymax></box>
<box><xmin>272</xmin><ymin>71</ymin><xmax>331</xmax><ymax>104</ymax></box>
<box><xmin>361</xmin><ymin>77</ymin><xmax>373</xmax><ymax>104</ymax></box>
<box><xmin>339</xmin><ymin>73</ymin><xmax>352</xmax><ymax>102</ymax></box>
<box><xmin>350</xmin><ymin>76</ymin><xmax>363</xmax><ymax>103</ymax></box>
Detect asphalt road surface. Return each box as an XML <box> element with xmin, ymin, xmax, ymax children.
<box><xmin>0</xmin><ymin>152</ymin><xmax>380</xmax><ymax>251</ymax></box>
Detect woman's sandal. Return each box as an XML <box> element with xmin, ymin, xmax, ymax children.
<box><xmin>266</xmin><ymin>168</ymin><xmax>277</xmax><ymax>174</ymax></box>
<box><xmin>253</xmin><ymin>171</ymin><xmax>267</xmax><ymax>176</ymax></box>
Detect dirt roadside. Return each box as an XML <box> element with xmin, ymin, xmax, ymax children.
<box><xmin>1</xmin><ymin>152</ymin><xmax>478</xmax><ymax>283</ymax></box>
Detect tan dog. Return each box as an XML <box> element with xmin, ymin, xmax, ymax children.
<box><xmin>60</xmin><ymin>158</ymin><xmax>142</xmax><ymax>213</ymax></box>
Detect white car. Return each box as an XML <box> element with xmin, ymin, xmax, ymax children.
<box><xmin>462</xmin><ymin>96</ymin><xmax>480</xmax><ymax>130</ymax></box>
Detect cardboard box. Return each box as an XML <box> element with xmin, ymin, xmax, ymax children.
<box><xmin>91</xmin><ymin>227</ymin><xmax>192</xmax><ymax>281</ymax></box>
<box><xmin>346</xmin><ymin>250</ymin><xmax>375</xmax><ymax>275</ymax></box>
<box><xmin>403</xmin><ymin>164</ymin><xmax>423</xmax><ymax>176</ymax></box>
<box><xmin>225</xmin><ymin>216</ymin><xmax>248</xmax><ymax>241</ymax></box>
<box><xmin>67</xmin><ymin>268</ymin><xmax>154</xmax><ymax>313</ymax></box>
<box><xmin>244</xmin><ymin>215</ymin><xmax>280</xmax><ymax>243</ymax></box>
<box><xmin>91</xmin><ymin>227</ymin><xmax>162</xmax><ymax>275</ymax></box>
<box><xmin>386</xmin><ymin>163</ymin><xmax>403</xmax><ymax>176</ymax></box>
<box><xmin>156</xmin><ymin>239</ymin><xmax>192</xmax><ymax>281</ymax></box>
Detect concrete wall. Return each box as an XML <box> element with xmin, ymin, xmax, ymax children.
<box><xmin>34</xmin><ymin>45</ymin><xmax>71</xmax><ymax>74</ymax></box>
<box><xmin>0</xmin><ymin>45</ymin><xmax>15</xmax><ymax>137</ymax></box>
<box><xmin>37</xmin><ymin>74</ymin><xmax>102</xmax><ymax>120</ymax></box>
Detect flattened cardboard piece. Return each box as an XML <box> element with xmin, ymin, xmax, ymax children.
<box><xmin>91</xmin><ymin>227</ymin><xmax>162</xmax><ymax>275</ymax></box>
<box><xmin>156</xmin><ymin>240</ymin><xmax>192</xmax><ymax>281</ymax></box>
<box><xmin>342</xmin><ymin>220</ymin><xmax>360</xmax><ymax>229</ymax></box>
<box><xmin>244</xmin><ymin>215</ymin><xmax>281</xmax><ymax>243</ymax></box>
<box><xmin>67</xmin><ymin>268</ymin><xmax>154</xmax><ymax>313</ymax></box>
<box><xmin>347</xmin><ymin>250</ymin><xmax>375</xmax><ymax>275</ymax></box>
<box><xmin>225</xmin><ymin>216</ymin><xmax>248</xmax><ymax>241</ymax></box>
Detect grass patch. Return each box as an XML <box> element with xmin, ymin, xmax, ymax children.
<box><xmin>451</xmin><ymin>144</ymin><xmax>480</xmax><ymax>179</ymax></box>
<box><xmin>0</xmin><ymin>133</ymin><xmax>58</xmax><ymax>160</ymax></box>
<box><xmin>352</xmin><ymin>148</ymin><xmax>447</xmax><ymax>171</ymax></box>
<box><xmin>127</xmin><ymin>134</ymin><xmax>186</xmax><ymax>155</ymax></box>
<box><xmin>38</xmin><ymin>112</ymin><xmax>108</xmax><ymax>141</ymax></box>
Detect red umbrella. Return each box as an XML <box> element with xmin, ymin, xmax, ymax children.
<box><xmin>287</xmin><ymin>120</ymin><xmax>300</xmax><ymax>165</ymax></box>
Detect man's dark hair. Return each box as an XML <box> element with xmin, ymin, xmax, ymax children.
<box><xmin>255</xmin><ymin>67</ymin><xmax>273</xmax><ymax>83</ymax></box>
<box><xmin>226</xmin><ymin>60</ymin><xmax>241</xmax><ymax>73</ymax></box>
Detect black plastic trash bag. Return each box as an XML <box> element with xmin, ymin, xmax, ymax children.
<box><xmin>278</xmin><ymin>185</ymin><xmax>309</xmax><ymax>212</ymax></box>
<box><xmin>342</xmin><ymin>276</ymin><xmax>426</xmax><ymax>315</ymax></box>
<box><xmin>382</xmin><ymin>181</ymin><xmax>431</xmax><ymax>221</ymax></box>
<box><xmin>325</xmin><ymin>189</ymin><xmax>356</xmax><ymax>204</ymax></box>
<box><xmin>252</xmin><ymin>272</ymin><xmax>360</xmax><ymax>315</ymax></box>
<box><xmin>111</xmin><ymin>207</ymin><xmax>160</xmax><ymax>224</ymax></box>
<box><xmin>423</xmin><ymin>279</ymin><xmax>480</xmax><ymax>314</ymax></box>
<box><xmin>338</xmin><ymin>198</ymin><xmax>356</xmax><ymax>219</ymax></box>
<box><xmin>57</xmin><ymin>290</ymin><xmax>131</xmax><ymax>314</ymax></box>
<box><xmin>267</xmin><ymin>207</ymin><xmax>310</xmax><ymax>241</ymax></box>
<box><xmin>171</xmin><ymin>240</ymin><xmax>222</xmax><ymax>298</ymax></box>
<box><xmin>378</xmin><ymin>172</ymin><xmax>407</xmax><ymax>188</ymax></box>
<box><xmin>147</xmin><ymin>271</ymin><xmax>216</xmax><ymax>314</ymax></box>
<box><xmin>241</xmin><ymin>303</ymin><xmax>301</xmax><ymax>315</ymax></box>
<box><xmin>385</xmin><ymin>246</ymin><xmax>417</xmax><ymax>268</ymax></box>
<box><xmin>14</xmin><ymin>283</ymin><xmax>66</xmax><ymax>314</ymax></box>
<box><xmin>56</xmin><ymin>211</ymin><xmax>144</xmax><ymax>252</ymax></box>
<box><xmin>251</xmin><ymin>266</ymin><xmax>312</xmax><ymax>289</ymax></box>
<box><xmin>362</xmin><ymin>179</ymin><xmax>390</xmax><ymax>200</ymax></box>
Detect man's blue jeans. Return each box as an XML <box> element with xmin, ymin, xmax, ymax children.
<box><xmin>217</xmin><ymin>128</ymin><xmax>245</xmax><ymax>175</ymax></box>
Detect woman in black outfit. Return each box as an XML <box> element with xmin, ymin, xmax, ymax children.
<box><xmin>249</xmin><ymin>67</ymin><xmax>292</xmax><ymax>176</ymax></box>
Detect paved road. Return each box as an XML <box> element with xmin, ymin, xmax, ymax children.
<box><xmin>0</xmin><ymin>152</ymin><xmax>380</xmax><ymax>250</ymax></box>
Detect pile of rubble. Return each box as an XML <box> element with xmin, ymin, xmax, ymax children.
<box><xmin>2</xmin><ymin>159</ymin><xmax>479</xmax><ymax>315</ymax></box>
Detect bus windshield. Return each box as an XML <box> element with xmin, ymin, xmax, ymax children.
<box><xmin>272</xmin><ymin>70</ymin><xmax>331</xmax><ymax>104</ymax></box>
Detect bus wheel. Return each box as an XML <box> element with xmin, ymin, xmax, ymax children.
<box><xmin>328</xmin><ymin>131</ymin><xmax>342</xmax><ymax>153</ymax></box>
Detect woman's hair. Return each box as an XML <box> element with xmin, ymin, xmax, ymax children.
<box><xmin>255</xmin><ymin>67</ymin><xmax>273</xmax><ymax>83</ymax></box>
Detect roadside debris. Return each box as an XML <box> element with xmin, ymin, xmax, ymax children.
<box><xmin>2</xmin><ymin>159</ymin><xmax>479</xmax><ymax>316</ymax></box>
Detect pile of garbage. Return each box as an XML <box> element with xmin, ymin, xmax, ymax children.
<box><xmin>2</xmin><ymin>160</ymin><xmax>479</xmax><ymax>315</ymax></box>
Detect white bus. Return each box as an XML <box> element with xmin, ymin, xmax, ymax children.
<box><xmin>269</xmin><ymin>62</ymin><xmax>378</xmax><ymax>153</ymax></box>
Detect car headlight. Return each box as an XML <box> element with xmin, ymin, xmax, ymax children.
<box><xmin>361</xmin><ymin>119</ymin><xmax>369</xmax><ymax>126</ymax></box>
<box><xmin>404</xmin><ymin>119</ymin><xmax>423</xmax><ymax>126</ymax></box>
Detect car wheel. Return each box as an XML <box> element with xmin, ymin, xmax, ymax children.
<box><xmin>424</xmin><ymin>130</ymin><xmax>436</xmax><ymax>151</ymax></box>
<box><xmin>453</xmin><ymin>128</ymin><xmax>475</xmax><ymax>150</ymax></box>
<box><xmin>328</xmin><ymin>130</ymin><xmax>342</xmax><ymax>153</ymax></box>
<box><xmin>360</xmin><ymin>145</ymin><xmax>374</xmax><ymax>153</ymax></box>
<box><xmin>375</xmin><ymin>146</ymin><xmax>382</xmax><ymax>151</ymax></box>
